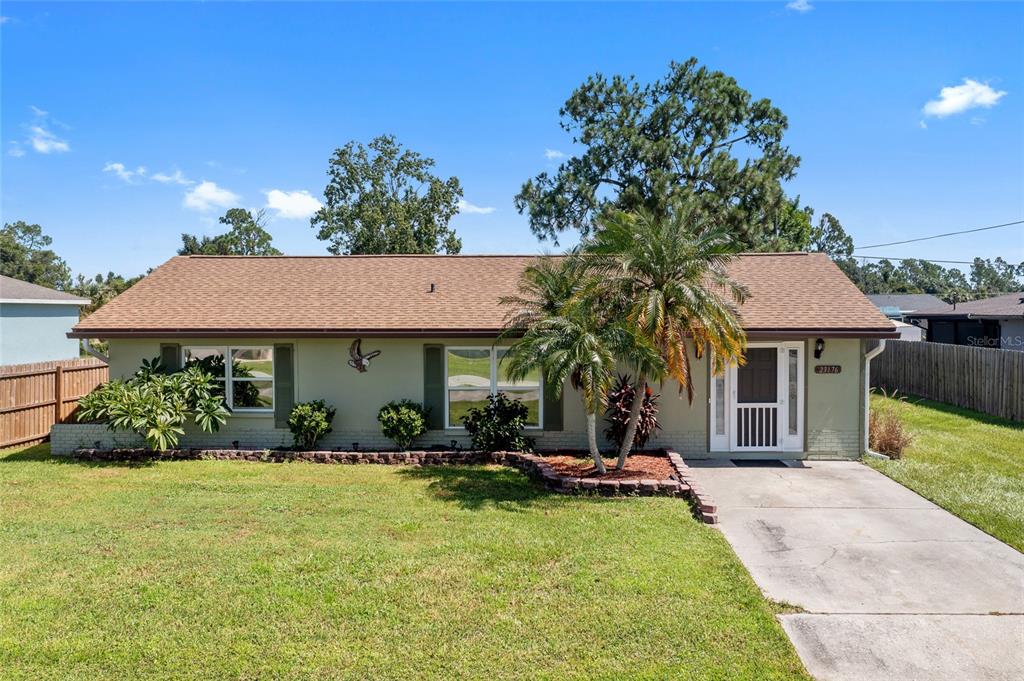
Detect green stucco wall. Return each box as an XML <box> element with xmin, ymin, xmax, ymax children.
<box><xmin>93</xmin><ymin>336</ymin><xmax>865</xmax><ymax>458</ymax></box>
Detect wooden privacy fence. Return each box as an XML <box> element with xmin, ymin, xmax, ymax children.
<box><xmin>0</xmin><ymin>357</ymin><xmax>109</xmax><ymax>448</ymax></box>
<box><xmin>870</xmin><ymin>340</ymin><xmax>1024</xmax><ymax>422</ymax></box>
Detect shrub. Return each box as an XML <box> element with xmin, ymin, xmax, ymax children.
<box><xmin>76</xmin><ymin>357</ymin><xmax>228</xmax><ymax>451</ymax></box>
<box><xmin>461</xmin><ymin>393</ymin><xmax>534</xmax><ymax>453</ymax></box>
<box><xmin>288</xmin><ymin>400</ymin><xmax>337</xmax><ymax>450</ymax></box>
<box><xmin>869</xmin><ymin>390</ymin><xmax>914</xmax><ymax>458</ymax></box>
<box><xmin>603</xmin><ymin>374</ymin><xmax>661</xmax><ymax>451</ymax></box>
<box><xmin>377</xmin><ymin>400</ymin><xmax>427</xmax><ymax>450</ymax></box>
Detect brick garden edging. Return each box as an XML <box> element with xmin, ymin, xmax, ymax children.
<box><xmin>665</xmin><ymin>449</ymin><xmax>718</xmax><ymax>524</ymax></box>
<box><xmin>70</xmin><ymin>446</ymin><xmax>718</xmax><ymax>524</ymax></box>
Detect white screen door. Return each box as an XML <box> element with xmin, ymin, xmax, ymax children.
<box><xmin>710</xmin><ymin>342</ymin><xmax>804</xmax><ymax>453</ymax></box>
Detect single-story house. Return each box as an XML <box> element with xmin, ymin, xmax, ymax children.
<box><xmin>55</xmin><ymin>253</ymin><xmax>898</xmax><ymax>459</ymax></box>
<box><xmin>907</xmin><ymin>292</ymin><xmax>1024</xmax><ymax>351</ymax></box>
<box><xmin>866</xmin><ymin>293</ymin><xmax>950</xmax><ymax>321</ymax></box>
<box><xmin>0</xmin><ymin>275</ymin><xmax>90</xmax><ymax>366</ymax></box>
<box><xmin>866</xmin><ymin>293</ymin><xmax>950</xmax><ymax>341</ymax></box>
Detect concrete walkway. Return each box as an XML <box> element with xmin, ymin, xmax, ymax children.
<box><xmin>687</xmin><ymin>460</ymin><xmax>1024</xmax><ymax>681</ymax></box>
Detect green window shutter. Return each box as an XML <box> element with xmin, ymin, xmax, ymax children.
<box><xmin>160</xmin><ymin>343</ymin><xmax>181</xmax><ymax>373</ymax></box>
<box><xmin>274</xmin><ymin>344</ymin><xmax>295</xmax><ymax>429</ymax></box>
<box><xmin>543</xmin><ymin>375</ymin><xmax>563</xmax><ymax>431</ymax></box>
<box><xmin>423</xmin><ymin>344</ymin><xmax>445</xmax><ymax>430</ymax></box>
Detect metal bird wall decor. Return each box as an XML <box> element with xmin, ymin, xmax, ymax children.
<box><xmin>347</xmin><ymin>339</ymin><xmax>381</xmax><ymax>373</ymax></box>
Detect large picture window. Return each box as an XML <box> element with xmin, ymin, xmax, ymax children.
<box><xmin>183</xmin><ymin>346</ymin><xmax>274</xmax><ymax>411</ymax></box>
<box><xmin>445</xmin><ymin>347</ymin><xmax>541</xmax><ymax>429</ymax></box>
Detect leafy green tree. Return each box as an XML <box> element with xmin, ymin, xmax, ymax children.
<box><xmin>582</xmin><ymin>203</ymin><xmax>748</xmax><ymax>468</ymax></box>
<box><xmin>752</xmin><ymin>196</ymin><xmax>813</xmax><ymax>252</ymax></box>
<box><xmin>810</xmin><ymin>212</ymin><xmax>855</xmax><ymax>261</ymax></box>
<box><xmin>311</xmin><ymin>135</ymin><xmax>463</xmax><ymax>255</ymax></box>
<box><xmin>515</xmin><ymin>58</ymin><xmax>799</xmax><ymax>244</ymax></box>
<box><xmin>895</xmin><ymin>259</ymin><xmax>969</xmax><ymax>296</ymax></box>
<box><xmin>970</xmin><ymin>257</ymin><xmax>1024</xmax><ymax>295</ymax></box>
<box><xmin>0</xmin><ymin>221</ymin><xmax>72</xmax><ymax>290</ymax></box>
<box><xmin>179</xmin><ymin>208</ymin><xmax>281</xmax><ymax>256</ymax></box>
<box><xmin>71</xmin><ymin>271</ymin><xmax>144</xmax><ymax>317</ymax></box>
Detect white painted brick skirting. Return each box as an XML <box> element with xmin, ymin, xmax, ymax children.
<box><xmin>50</xmin><ymin>423</ymin><xmax>858</xmax><ymax>459</ymax></box>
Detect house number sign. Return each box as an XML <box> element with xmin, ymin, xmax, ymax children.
<box><xmin>814</xmin><ymin>365</ymin><xmax>842</xmax><ymax>374</ymax></box>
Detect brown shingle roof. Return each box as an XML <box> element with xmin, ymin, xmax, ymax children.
<box><xmin>913</xmin><ymin>291</ymin><xmax>1024</xmax><ymax>318</ymax></box>
<box><xmin>70</xmin><ymin>253</ymin><xmax>897</xmax><ymax>338</ymax></box>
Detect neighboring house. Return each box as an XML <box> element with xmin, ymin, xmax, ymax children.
<box><xmin>890</xmin><ymin>320</ymin><xmax>923</xmax><ymax>342</ymax></box>
<box><xmin>0</xmin><ymin>275</ymin><xmax>90</xmax><ymax>366</ymax></box>
<box><xmin>908</xmin><ymin>292</ymin><xmax>1024</xmax><ymax>351</ymax></box>
<box><xmin>56</xmin><ymin>253</ymin><xmax>897</xmax><ymax>458</ymax></box>
<box><xmin>866</xmin><ymin>293</ymin><xmax>949</xmax><ymax>340</ymax></box>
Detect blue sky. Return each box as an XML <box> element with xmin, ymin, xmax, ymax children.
<box><xmin>2</xmin><ymin>2</ymin><xmax>1022</xmax><ymax>279</ymax></box>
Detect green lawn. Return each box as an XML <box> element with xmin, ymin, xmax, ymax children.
<box><xmin>867</xmin><ymin>394</ymin><xmax>1024</xmax><ymax>551</ymax></box>
<box><xmin>0</xmin><ymin>444</ymin><xmax>808</xmax><ymax>680</ymax></box>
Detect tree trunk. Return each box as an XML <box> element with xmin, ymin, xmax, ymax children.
<box><xmin>616</xmin><ymin>375</ymin><xmax>646</xmax><ymax>470</ymax></box>
<box><xmin>586</xmin><ymin>412</ymin><xmax>607</xmax><ymax>475</ymax></box>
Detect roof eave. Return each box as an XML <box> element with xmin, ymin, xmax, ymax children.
<box><xmin>69</xmin><ymin>326</ymin><xmax>902</xmax><ymax>340</ymax></box>
<box><xmin>0</xmin><ymin>298</ymin><xmax>90</xmax><ymax>306</ymax></box>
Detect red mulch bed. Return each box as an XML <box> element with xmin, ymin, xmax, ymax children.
<box><xmin>541</xmin><ymin>453</ymin><xmax>674</xmax><ymax>480</ymax></box>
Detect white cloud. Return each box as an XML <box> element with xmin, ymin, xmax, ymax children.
<box><xmin>28</xmin><ymin>125</ymin><xmax>69</xmax><ymax>154</ymax></box>
<box><xmin>0</xmin><ymin>16</ymin><xmax>11</xmax><ymax>25</ymax></box>
<box><xmin>923</xmin><ymin>78</ymin><xmax>1007</xmax><ymax>118</ymax></box>
<box><xmin>7</xmin><ymin>142</ymin><xmax>25</xmax><ymax>157</ymax></box>
<box><xmin>918</xmin><ymin>120</ymin><xmax>928</xmax><ymax>130</ymax></box>
<box><xmin>103</xmin><ymin>162</ymin><xmax>146</xmax><ymax>183</ymax></box>
<box><xmin>29</xmin><ymin>105</ymin><xmax>48</xmax><ymax>117</ymax></box>
<box><xmin>785</xmin><ymin>0</ymin><xmax>813</xmax><ymax>13</ymax></box>
<box><xmin>458</xmin><ymin>199</ymin><xmax>496</xmax><ymax>215</ymax></box>
<box><xmin>183</xmin><ymin>181</ymin><xmax>240</xmax><ymax>212</ymax></box>
<box><xmin>544</xmin><ymin>148</ymin><xmax>565</xmax><ymax>160</ymax></box>
<box><xmin>265</xmin><ymin>189</ymin><xmax>322</xmax><ymax>219</ymax></box>
<box><xmin>152</xmin><ymin>169</ymin><xmax>193</xmax><ymax>186</ymax></box>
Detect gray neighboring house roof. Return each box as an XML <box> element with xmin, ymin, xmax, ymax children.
<box><xmin>913</xmin><ymin>292</ymin><xmax>1024</xmax><ymax>319</ymax></box>
<box><xmin>866</xmin><ymin>293</ymin><xmax>951</xmax><ymax>314</ymax></box>
<box><xmin>0</xmin><ymin>275</ymin><xmax>90</xmax><ymax>305</ymax></box>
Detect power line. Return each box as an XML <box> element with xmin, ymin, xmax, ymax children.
<box><xmin>853</xmin><ymin>255</ymin><xmax>977</xmax><ymax>265</ymax></box>
<box><xmin>855</xmin><ymin>219</ymin><xmax>1024</xmax><ymax>250</ymax></box>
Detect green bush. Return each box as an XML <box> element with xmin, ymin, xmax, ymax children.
<box><xmin>76</xmin><ymin>357</ymin><xmax>228</xmax><ymax>451</ymax></box>
<box><xmin>288</xmin><ymin>400</ymin><xmax>336</xmax><ymax>450</ymax></box>
<box><xmin>377</xmin><ymin>400</ymin><xmax>427</xmax><ymax>450</ymax></box>
<box><xmin>461</xmin><ymin>393</ymin><xmax>534</xmax><ymax>453</ymax></box>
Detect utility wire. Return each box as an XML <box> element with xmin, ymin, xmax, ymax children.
<box><xmin>853</xmin><ymin>255</ymin><xmax>977</xmax><ymax>265</ymax></box>
<box><xmin>855</xmin><ymin>219</ymin><xmax>1024</xmax><ymax>250</ymax></box>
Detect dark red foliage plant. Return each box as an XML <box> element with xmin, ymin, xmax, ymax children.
<box><xmin>603</xmin><ymin>374</ymin><xmax>661</xmax><ymax>451</ymax></box>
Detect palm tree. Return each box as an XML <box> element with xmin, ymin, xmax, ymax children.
<box><xmin>499</xmin><ymin>255</ymin><xmax>580</xmax><ymax>331</ymax></box>
<box><xmin>500</xmin><ymin>257</ymin><xmax>662</xmax><ymax>474</ymax></box>
<box><xmin>582</xmin><ymin>202</ymin><xmax>749</xmax><ymax>469</ymax></box>
<box><xmin>502</xmin><ymin>307</ymin><xmax>660</xmax><ymax>474</ymax></box>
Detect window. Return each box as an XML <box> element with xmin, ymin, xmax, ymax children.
<box><xmin>184</xmin><ymin>346</ymin><xmax>274</xmax><ymax>411</ymax></box>
<box><xmin>788</xmin><ymin>349</ymin><xmax>799</xmax><ymax>435</ymax></box>
<box><xmin>445</xmin><ymin>347</ymin><xmax>541</xmax><ymax>429</ymax></box>
<box><xmin>714</xmin><ymin>374</ymin><xmax>725</xmax><ymax>435</ymax></box>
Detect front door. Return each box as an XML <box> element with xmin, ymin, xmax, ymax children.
<box><xmin>710</xmin><ymin>342</ymin><xmax>804</xmax><ymax>453</ymax></box>
<box><xmin>731</xmin><ymin>347</ymin><xmax>781</xmax><ymax>450</ymax></box>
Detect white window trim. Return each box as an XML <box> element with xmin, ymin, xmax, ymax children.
<box><xmin>443</xmin><ymin>345</ymin><xmax>543</xmax><ymax>430</ymax></box>
<box><xmin>182</xmin><ymin>345</ymin><xmax>275</xmax><ymax>414</ymax></box>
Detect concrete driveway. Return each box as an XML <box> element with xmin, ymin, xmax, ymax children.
<box><xmin>687</xmin><ymin>460</ymin><xmax>1024</xmax><ymax>681</ymax></box>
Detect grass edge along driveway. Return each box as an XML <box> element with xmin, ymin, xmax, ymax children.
<box><xmin>0</xmin><ymin>443</ymin><xmax>809</xmax><ymax>680</ymax></box>
<box><xmin>867</xmin><ymin>394</ymin><xmax>1024</xmax><ymax>552</ymax></box>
